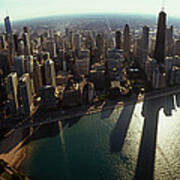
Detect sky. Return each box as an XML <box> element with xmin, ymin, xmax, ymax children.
<box><xmin>0</xmin><ymin>0</ymin><xmax>180</xmax><ymax>22</ymax></box>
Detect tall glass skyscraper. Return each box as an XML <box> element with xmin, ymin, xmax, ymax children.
<box><xmin>115</xmin><ymin>30</ymin><xmax>121</xmax><ymax>49</ymax></box>
<box><xmin>4</xmin><ymin>16</ymin><xmax>12</xmax><ymax>34</ymax></box>
<box><xmin>154</xmin><ymin>11</ymin><xmax>167</xmax><ymax>64</ymax></box>
<box><xmin>123</xmin><ymin>24</ymin><xmax>130</xmax><ymax>58</ymax></box>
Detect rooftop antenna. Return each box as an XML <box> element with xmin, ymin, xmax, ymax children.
<box><xmin>6</xmin><ymin>9</ymin><xmax>8</xmax><ymax>17</ymax></box>
<box><xmin>162</xmin><ymin>0</ymin><xmax>166</xmax><ymax>11</ymax></box>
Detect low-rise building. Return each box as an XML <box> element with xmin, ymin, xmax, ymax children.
<box><xmin>62</xmin><ymin>79</ymin><xmax>86</xmax><ymax>107</ymax></box>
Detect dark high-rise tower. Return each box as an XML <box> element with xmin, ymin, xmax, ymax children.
<box><xmin>4</xmin><ymin>16</ymin><xmax>12</xmax><ymax>34</ymax></box>
<box><xmin>123</xmin><ymin>24</ymin><xmax>130</xmax><ymax>58</ymax></box>
<box><xmin>13</xmin><ymin>34</ymin><xmax>19</xmax><ymax>54</ymax></box>
<box><xmin>96</xmin><ymin>33</ymin><xmax>104</xmax><ymax>58</ymax></box>
<box><xmin>115</xmin><ymin>30</ymin><xmax>121</xmax><ymax>49</ymax></box>
<box><xmin>154</xmin><ymin>11</ymin><xmax>167</xmax><ymax>64</ymax></box>
<box><xmin>142</xmin><ymin>26</ymin><xmax>149</xmax><ymax>62</ymax></box>
<box><xmin>23</xmin><ymin>26</ymin><xmax>29</xmax><ymax>34</ymax></box>
<box><xmin>23</xmin><ymin>26</ymin><xmax>31</xmax><ymax>55</ymax></box>
<box><xmin>4</xmin><ymin>16</ymin><xmax>14</xmax><ymax>63</ymax></box>
<box><xmin>0</xmin><ymin>51</ymin><xmax>10</xmax><ymax>77</ymax></box>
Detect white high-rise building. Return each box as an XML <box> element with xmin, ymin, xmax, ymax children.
<box><xmin>44</xmin><ymin>59</ymin><xmax>56</xmax><ymax>88</ymax></box>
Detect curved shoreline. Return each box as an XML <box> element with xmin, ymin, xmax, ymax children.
<box><xmin>15</xmin><ymin>85</ymin><xmax>180</xmax><ymax>130</ymax></box>
<box><xmin>1</xmin><ymin>85</ymin><xmax>180</xmax><ymax>169</ymax></box>
<box><xmin>0</xmin><ymin>128</ymin><xmax>32</xmax><ymax>170</ymax></box>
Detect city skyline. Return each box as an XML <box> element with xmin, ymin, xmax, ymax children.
<box><xmin>0</xmin><ymin>3</ymin><xmax>180</xmax><ymax>179</ymax></box>
<box><xmin>0</xmin><ymin>0</ymin><xmax>180</xmax><ymax>21</ymax></box>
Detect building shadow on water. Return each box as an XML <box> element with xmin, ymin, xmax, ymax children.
<box><xmin>110</xmin><ymin>95</ymin><xmax>138</xmax><ymax>153</ymax></box>
<box><xmin>0</xmin><ymin>128</ymin><xmax>30</xmax><ymax>154</ymax></box>
<box><xmin>19</xmin><ymin>115</ymin><xmax>83</xmax><ymax>148</ymax></box>
<box><xmin>101</xmin><ymin>100</ymin><xmax>118</xmax><ymax>119</ymax></box>
<box><xmin>21</xmin><ymin>122</ymin><xmax>60</xmax><ymax>146</ymax></box>
<box><xmin>134</xmin><ymin>94</ymin><xmax>175</xmax><ymax>180</ymax></box>
<box><xmin>0</xmin><ymin>113</ymin><xmax>84</xmax><ymax>154</ymax></box>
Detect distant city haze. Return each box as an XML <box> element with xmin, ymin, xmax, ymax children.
<box><xmin>0</xmin><ymin>0</ymin><xmax>180</xmax><ymax>21</ymax></box>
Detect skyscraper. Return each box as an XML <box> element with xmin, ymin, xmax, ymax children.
<box><xmin>14</xmin><ymin>56</ymin><xmax>25</xmax><ymax>77</ymax></box>
<box><xmin>174</xmin><ymin>40</ymin><xmax>180</xmax><ymax>56</ymax></box>
<box><xmin>123</xmin><ymin>24</ymin><xmax>130</xmax><ymax>58</ymax></box>
<box><xmin>46</xmin><ymin>41</ymin><xmax>57</xmax><ymax>58</ymax></box>
<box><xmin>96</xmin><ymin>33</ymin><xmax>104</xmax><ymax>59</ymax></box>
<box><xmin>5</xmin><ymin>72</ymin><xmax>19</xmax><ymax>113</ymax></box>
<box><xmin>142</xmin><ymin>26</ymin><xmax>149</xmax><ymax>63</ymax></box>
<box><xmin>26</xmin><ymin>55</ymin><xmax>34</xmax><ymax>74</ymax></box>
<box><xmin>115</xmin><ymin>30</ymin><xmax>121</xmax><ymax>49</ymax></box>
<box><xmin>65</xmin><ymin>28</ymin><xmax>69</xmax><ymax>38</ymax></box>
<box><xmin>33</xmin><ymin>60</ymin><xmax>42</xmax><ymax>95</ymax></box>
<box><xmin>44</xmin><ymin>59</ymin><xmax>56</xmax><ymax>88</ymax></box>
<box><xmin>154</xmin><ymin>11</ymin><xmax>167</xmax><ymax>64</ymax></box>
<box><xmin>134</xmin><ymin>38</ymin><xmax>142</xmax><ymax>59</ymax></box>
<box><xmin>19</xmin><ymin>73</ymin><xmax>34</xmax><ymax>115</ymax></box>
<box><xmin>13</xmin><ymin>34</ymin><xmax>19</xmax><ymax>54</ymax></box>
<box><xmin>74</xmin><ymin>33</ymin><xmax>81</xmax><ymax>55</ymax></box>
<box><xmin>23</xmin><ymin>33</ymin><xmax>31</xmax><ymax>55</ymax></box>
<box><xmin>4</xmin><ymin>16</ymin><xmax>14</xmax><ymax>65</ymax></box>
<box><xmin>4</xmin><ymin>16</ymin><xmax>12</xmax><ymax>34</ymax></box>
<box><xmin>26</xmin><ymin>55</ymin><xmax>35</xmax><ymax>96</ymax></box>
<box><xmin>0</xmin><ymin>51</ymin><xmax>10</xmax><ymax>77</ymax></box>
<box><xmin>75</xmin><ymin>50</ymin><xmax>90</xmax><ymax>75</ymax></box>
<box><xmin>23</xmin><ymin>26</ymin><xmax>29</xmax><ymax>34</ymax></box>
<box><xmin>0</xmin><ymin>34</ymin><xmax>7</xmax><ymax>49</ymax></box>
<box><xmin>69</xmin><ymin>31</ymin><xmax>73</xmax><ymax>50</ymax></box>
<box><xmin>166</xmin><ymin>25</ymin><xmax>173</xmax><ymax>56</ymax></box>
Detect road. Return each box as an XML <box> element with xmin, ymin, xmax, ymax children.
<box><xmin>11</xmin><ymin>85</ymin><xmax>180</xmax><ymax>130</ymax></box>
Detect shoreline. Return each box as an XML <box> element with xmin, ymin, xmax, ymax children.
<box><xmin>0</xmin><ymin>128</ymin><xmax>35</xmax><ymax>170</ymax></box>
<box><xmin>0</xmin><ymin>85</ymin><xmax>180</xmax><ymax>169</ymax></box>
<box><xmin>0</xmin><ymin>138</ymin><xmax>27</xmax><ymax>169</ymax></box>
<box><xmin>1</xmin><ymin>85</ymin><xmax>180</xmax><ymax>131</ymax></box>
<box><xmin>14</xmin><ymin>84</ymin><xmax>180</xmax><ymax>130</ymax></box>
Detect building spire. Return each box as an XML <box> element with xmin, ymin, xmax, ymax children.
<box><xmin>162</xmin><ymin>0</ymin><xmax>166</xmax><ymax>11</ymax></box>
<box><xmin>5</xmin><ymin>9</ymin><xmax>9</xmax><ymax>17</ymax></box>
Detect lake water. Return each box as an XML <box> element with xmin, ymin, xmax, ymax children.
<box><xmin>20</xmin><ymin>96</ymin><xmax>180</xmax><ymax>180</ymax></box>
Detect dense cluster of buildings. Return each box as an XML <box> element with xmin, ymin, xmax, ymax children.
<box><xmin>134</xmin><ymin>11</ymin><xmax>180</xmax><ymax>89</ymax></box>
<box><xmin>0</xmin><ymin>9</ymin><xmax>180</xmax><ymax>120</ymax></box>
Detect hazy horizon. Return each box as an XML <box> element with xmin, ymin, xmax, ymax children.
<box><xmin>0</xmin><ymin>12</ymin><xmax>180</xmax><ymax>26</ymax></box>
<box><xmin>1</xmin><ymin>0</ymin><xmax>180</xmax><ymax>22</ymax></box>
